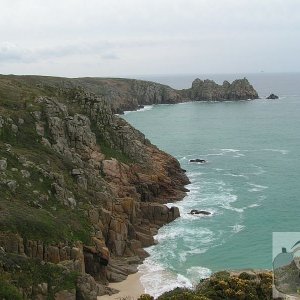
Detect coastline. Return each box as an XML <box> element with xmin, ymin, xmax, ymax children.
<box><xmin>98</xmin><ymin>272</ymin><xmax>145</xmax><ymax>300</ymax></box>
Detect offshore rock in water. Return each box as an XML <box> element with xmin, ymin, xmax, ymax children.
<box><xmin>189</xmin><ymin>159</ymin><xmax>206</xmax><ymax>163</ymax></box>
<box><xmin>267</xmin><ymin>93</ymin><xmax>279</xmax><ymax>99</ymax></box>
<box><xmin>190</xmin><ymin>209</ymin><xmax>211</xmax><ymax>215</ymax></box>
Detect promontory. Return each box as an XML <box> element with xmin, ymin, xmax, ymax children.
<box><xmin>0</xmin><ymin>75</ymin><xmax>258</xmax><ymax>299</ymax></box>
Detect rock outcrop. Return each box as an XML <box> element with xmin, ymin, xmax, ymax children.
<box><xmin>190</xmin><ymin>209</ymin><xmax>211</xmax><ymax>215</ymax></box>
<box><xmin>266</xmin><ymin>93</ymin><xmax>279</xmax><ymax>99</ymax></box>
<box><xmin>182</xmin><ymin>78</ymin><xmax>258</xmax><ymax>101</ymax></box>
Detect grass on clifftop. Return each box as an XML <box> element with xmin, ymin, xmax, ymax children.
<box><xmin>0</xmin><ymin>119</ymin><xmax>92</xmax><ymax>245</ymax></box>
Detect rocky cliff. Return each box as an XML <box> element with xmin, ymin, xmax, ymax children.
<box><xmin>73</xmin><ymin>76</ymin><xmax>258</xmax><ymax>112</ymax></box>
<box><xmin>0</xmin><ymin>74</ymin><xmax>258</xmax><ymax>115</ymax></box>
<box><xmin>0</xmin><ymin>74</ymin><xmax>258</xmax><ymax>299</ymax></box>
<box><xmin>0</xmin><ymin>75</ymin><xmax>189</xmax><ymax>299</ymax></box>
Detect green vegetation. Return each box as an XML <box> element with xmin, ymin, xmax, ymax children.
<box><xmin>91</xmin><ymin>121</ymin><xmax>133</xmax><ymax>164</ymax></box>
<box><xmin>0</xmin><ymin>279</ymin><xmax>23</xmax><ymax>300</ymax></box>
<box><xmin>137</xmin><ymin>271</ymin><xmax>273</xmax><ymax>300</ymax></box>
<box><xmin>0</xmin><ymin>252</ymin><xmax>78</xmax><ymax>299</ymax></box>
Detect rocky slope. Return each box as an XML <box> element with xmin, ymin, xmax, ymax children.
<box><xmin>0</xmin><ymin>75</ymin><xmax>189</xmax><ymax>299</ymax></box>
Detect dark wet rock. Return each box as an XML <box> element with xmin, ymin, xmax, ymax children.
<box><xmin>266</xmin><ymin>93</ymin><xmax>279</xmax><ymax>99</ymax></box>
<box><xmin>190</xmin><ymin>209</ymin><xmax>211</xmax><ymax>215</ymax></box>
<box><xmin>189</xmin><ymin>159</ymin><xmax>206</xmax><ymax>163</ymax></box>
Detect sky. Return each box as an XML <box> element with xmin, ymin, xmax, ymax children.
<box><xmin>0</xmin><ymin>0</ymin><xmax>300</xmax><ymax>77</ymax></box>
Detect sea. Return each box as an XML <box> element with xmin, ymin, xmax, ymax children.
<box><xmin>122</xmin><ymin>73</ymin><xmax>300</xmax><ymax>297</ymax></box>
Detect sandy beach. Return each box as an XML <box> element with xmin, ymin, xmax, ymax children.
<box><xmin>98</xmin><ymin>272</ymin><xmax>145</xmax><ymax>300</ymax></box>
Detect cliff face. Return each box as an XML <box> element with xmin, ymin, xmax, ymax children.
<box><xmin>0</xmin><ymin>76</ymin><xmax>189</xmax><ymax>299</ymax></box>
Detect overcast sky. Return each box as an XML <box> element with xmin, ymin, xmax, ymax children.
<box><xmin>1</xmin><ymin>0</ymin><xmax>300</xmax><ymax>77</ymax></box>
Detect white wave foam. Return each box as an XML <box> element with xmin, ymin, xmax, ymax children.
<box><xmin>245</xmin><ymin>165</ymin><xmax>266</xmax><ymax>176</ymax></box>
<box><xmin>220</xmin><ymin>148</ymin><xmax>240</xmax><ymax>153</ymax></box>
<box><xmin>207</xmin><ymin>152</ymin><xmax>224</xmax><ymax>156</ymax></box>
<box><xmin>224</xmin><ymin>173</ymin><xmax>248</xmax><ymax>179</ymax></box>
<box><xmin>123</xmin><ymin>105</ymin><xmax>154</xmax><ymax>114</ymax></box>
<box><xmin>247</xmin><ymin>203</ymin><xmax>260</xmax><ymax>208</ymax></box>
<box><xmin>186</xmin><ymin>266</ymin><xmax>212</xmax><ymax>284</ymax></box>
<box><xmin>247</xmin><ymin>182</ymin><xmax>268</xmax><ymax>192</ymax></box>
<box><xmin>233</xmin><ymin>153</ymin><xmax>245</xmax><ymax>158</ymax></box>
<box><xmin>139</xmin><ymin>261</ymin><xmax>193</xmax><ymax>298</ymax></box>
<box><xmin>262</xmin><ymin>148</ymin><xmax>289</xmax><ymax>155</ymax></box>
<box><xmin>230</xmin><ymin>224</ymin><xmax>245</xmax><ymax>233</ymax></box>
<box><xmin>188</xmin><ymin>172</ymin><xmax>204</xmax><ymax>178</ymax></box>
<box><xmin>155</xmin><ymin>226</ymin><xmax>214</xmax><ymax>243</ymax></box>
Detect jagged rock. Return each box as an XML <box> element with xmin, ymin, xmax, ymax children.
<box><xmin>18</xmin><ymin>118</ymin><xmax>24</xmax><ymax>125</ymax></box>
<box><xmin>0</xmin><ymin>233</ymin><xmax>24</xmax><ymax>254</ymax></box>
<box><xmin>32</xmin><ymin>111</ymin><xmax>42</xmax><ymax>120</ymax></box>
<box><xmin>0</xmin><ymin>159</ymin><xmax>7</xmax><ymax>171</ymax></box>
<box><xmin>140</xmin><ymin>203</ymin><xmax>180</xmax><ymax>225</ymax></box>
<box><xmin>76</xmin><ymin>274</ymin><xmax>117</xmax><ymax>299</ymax></box>
<box><xmin>35</xmin><ymin>122</ymin><xmax>45</xmax><ymax>136</ymax></box>
<box><xmin>71</xmin><ymin>168</ymin><xmax>83</xmax><ymax>176</ymax></box>
<box><xmin>184</xmin><ymin>78</ymin><xmax>258</xmax><ymax>101</ymax></box>
<box><xmin>21</xmin><ymin>169</ymin><xmax>31</xmax><ymax>178</ymax></box>
<box><xmin>33</xmin><ymin>282</ymin><xmax>48</xmax><ymax>297</ymax></box>
<box><xmin>11</xmin><ymin>123</ymin><xmax>18</xmax><ymax>133</ymax></box>
<box><xmin>6</xmin><ymin>179</ymin><xmax>17</xmax><ymax>191</ymax></box>
<box><xmin>267</xmin><ymin>93</ymin><xmax>279</xmax><ymax>99</ymax></box>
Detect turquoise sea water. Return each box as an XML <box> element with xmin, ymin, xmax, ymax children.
<box><xmin>122</xmin><ymin>73</ymin><xmax>300</xmax><ymax>296</ymax></box>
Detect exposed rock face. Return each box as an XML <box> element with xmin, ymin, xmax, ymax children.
<box><xmin>183</xmin><ymin>78</ymin><xmax>258</xmax><ymax>101</ymax></box>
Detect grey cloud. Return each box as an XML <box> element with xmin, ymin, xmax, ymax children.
<box><xmin>101</xmin><ymin>53</ymin><xmax>119</xmax><ymax>60</ymax></box>
<box><xmin>0</xmin><ymin>42</ymin><xmax>34</xmax><ymax>63</ymax></box>
<box><xmin>0</xmin><ymin>0</ymin><xmax>299</xmax><ymax>75</ymax></box>
<box><xmin>0</xmin><ymin>38</ymin><xmax>203</xmax><ymax>64</ymax></box>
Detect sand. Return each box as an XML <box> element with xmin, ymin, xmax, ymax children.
<box><xmin>97</xmin><ymin>272</ymin><xmax>145</xmax><ymax>300</ymax></box>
